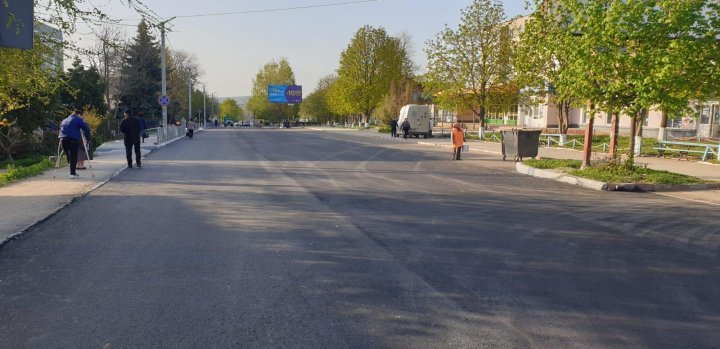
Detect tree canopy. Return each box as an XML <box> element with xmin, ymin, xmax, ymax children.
<box><xmin>246</xmin><ymin>58</ymin><xmax>298</xmax><ymax>123</ymax></box>
<box><xmin>117</xmin><ymin>19</ymin><xmax>161</xmax><ymax>117</ymax></box>
<box><xmin>331</xmin><ymin>25</ymin><xmax>410</xmax><ymax>123</ymax></box>
<box><xmin>424</xmin><ymin>0</ymin><xmax>512</xmax><ymax>130</ymax></box>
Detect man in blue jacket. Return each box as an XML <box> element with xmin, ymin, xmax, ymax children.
<box><xmin>58</xmin><ymin>109</ymin><xmax>91</xmax><ymax>179</ymax></box>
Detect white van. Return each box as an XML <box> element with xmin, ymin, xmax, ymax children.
<box><xmin>398</xmin><ymin>104</ymin><xmax>432</xmax><ymax>138</ymax></box>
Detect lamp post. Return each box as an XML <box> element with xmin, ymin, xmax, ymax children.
<box><xmin>158</xmin><ymin>17</ymin><xmax>176</xmax><ymax>143</ymax></box>
<box><xmin>203</xmin><ymin>85</ymin><xmax>206</xmax><ymax>129</ymax></box>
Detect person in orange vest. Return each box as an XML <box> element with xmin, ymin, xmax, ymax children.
<box><xmin>451</xmin><ymin>122</ymin><xmax>464</xmax><ymax>160</ymax></box>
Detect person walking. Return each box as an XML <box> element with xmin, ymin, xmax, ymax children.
<box><xmin>401</xmin><ymin>118</ymin><xmax>411</xmax><ymax>139</ymax></box>
<box><xmin>58</xmin><ymin>109</ymin><xmax>91</xmax><ymax>179</ymax></box>
<box><xmin>137</xmin><ymin>111</ymin><xmax>148</xmax><ymax>143</ymax></box>
<box><xmin>390</xmin><ymin>118</ymin><xmax>398</xmax><ymax>138</ymax></box>
<box><xmin>186</xmin><ymin>118</ymin><xmax>196</xmax><ymax>139</ymax></box>
<box><xmin>451</xmin><ymin>122</ymin><xmax>465</xmax><ymax>160</ymax></box>
<box><xmin>120</xmin><ymin>109</ymin><xmax>142</xmax><ymax>168</ymax></box>
<box><xmin>75</xmin><ymin>111</ymin><xmax>90</xmax><ymax>170</ymax></box>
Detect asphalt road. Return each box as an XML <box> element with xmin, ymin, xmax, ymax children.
<box><xmin>1</xmin><ymin>128</ymin><xmax>718</xmax><ymax>348</ymax></box>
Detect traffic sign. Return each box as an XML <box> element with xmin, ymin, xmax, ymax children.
<box><xmin>158</xmin><ymin>95</ymin><xmax>170</xmax><ymax>106</ymax></box>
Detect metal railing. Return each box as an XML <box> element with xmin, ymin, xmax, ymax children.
<box><xmin>152</xmin><ymin>125</ymin><xmax>187</xmax><ymax>145</ymax></box>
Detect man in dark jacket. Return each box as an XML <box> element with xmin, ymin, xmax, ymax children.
<box><xmin>401</xmin><ymin>119</ymin><xmax>411</xmax><ymax>139</ymax></box>
<box><xmin>390</xmin><ymin>118</ymin><xmax>398</xmax><ymax>138</ymax></box>
<box><xmin>119</xmin><ymin>109</ymin><xmax>142</xmax><ymax>168</ymax></box>
<box><xmin>58</xmin><ymin>109</ymin><xmax>91</xmax><ymax>179</ymax></box>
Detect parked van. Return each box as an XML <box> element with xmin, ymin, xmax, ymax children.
<box><xmin>398</xmin><ymin>104</ymin><xmax>432</xmax><ymax>138</ymax></box>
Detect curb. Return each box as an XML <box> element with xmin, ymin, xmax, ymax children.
<box><xmin>516</xmin><ymin>162</ymin><xmax>720</xmax><ymax>192</ymax></box>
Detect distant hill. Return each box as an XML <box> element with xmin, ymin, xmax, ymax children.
<box><xmin>217</xmin><ymin>96</ymin><xmax>250</xmax><ymax>106</ymax></box>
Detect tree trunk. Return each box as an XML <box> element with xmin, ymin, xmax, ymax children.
<box><xmin>609</xmin><ymin>111</ymin><xmax>619</xmax><ymax>159</ymax></box>
<box><xmin>582</xmin><ymin>116</ymin><xmax>594</xmax><ymax>168</ymax></box>
<box><xmin>634</xmin><ymin>110</ymin><xmax>646</xmax><ymax>157</ymax></box>
<box><xmin>628</xmin><ymin>113</ymin><xmax>638</xmax><ymax>161</ymax></box>
<box><xmin>479</xmin><ymin>105</ymin><xmax>486</xmax><ymax>137</ymax></box>
<box><xmin>658</xmin><ymin>110</ymin><xmax>668</xmax><ymax>141</ymax></box>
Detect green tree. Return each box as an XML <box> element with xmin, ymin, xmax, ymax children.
<box><xmin>424</xmin><ymin>0</ymin><xmax>511</xmax><ymax>137</ymax></box>
<box><xmin>117</xmin><ymin>19</ymin><xmax>161</xmax><ymax>117</ymax></box>
<box><xmin>515</xmin><ymin>2</ymin><xmax>579</xmax><ymax>139</ymax></box>
<box><xmin>219</xmin><ymin>99</ymin><xmax>242</xmax><ymax>121</ymax></box>
<box><xmin>246</xmin><ymin>58</ymin><xmax>298</xmax><ymax>123</ymax></box>
<box><xmin>0</xmin><ymin>34</ymin><xmax>62</xmax><ymax>160</ymax></box>
<box><xmin>373</xmin><ymin>77</ymin><xmax>425</xmax><ymax>125</ymax></box>
<box><xmin>60</xmin><ymin>57</ymin><xmax>108</xmax><ymax>115</ymax></box>
<box><xmin>332</xmin><ymin>25</ymin><xmax>410</xmax><ymax>125</ymax></box>
<box><xmin>299</xmin><ymin>75</ymin><xmax>339</xmax><ymax>123</ymax></box>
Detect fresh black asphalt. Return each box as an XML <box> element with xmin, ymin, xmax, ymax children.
<box><xmin>1</xmin><ymin>128</ymin><xmax>718</xmax><ymax>348</ymax></box>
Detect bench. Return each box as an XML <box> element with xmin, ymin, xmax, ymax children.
<box><xmin>653</xmin><ymin>140</ymin><xmax>719</xmax><ymax>161</ymax></box>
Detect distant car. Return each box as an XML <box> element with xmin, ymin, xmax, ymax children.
<box><xmin>233</xmin><ymin>122</ymin><xmax>241</xmax><ymax>127</ymax></box>
<box><xmin>241</xmin><ymin>121</ymin><xmax>251</xmax><ymax>127</ymax></box>
<box><xmin>225</xmin><ymin>121</ymin><xmax>233</xmax><ymax>127</ymax></box>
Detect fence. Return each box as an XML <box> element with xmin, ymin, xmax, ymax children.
<box><xmin>151</xmin><ymin>125</ymin><xmax>187</xmax><ymax>145</ymax></box>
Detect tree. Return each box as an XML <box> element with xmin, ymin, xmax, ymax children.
<box><xmin>60</xmin><ymin>57</ymin><xmax>108</xmax><ymax>115</ymax></box>
<box><xmin>0</xmin><ymin>33</ymin><xmax>62</xmax><ymax>160</ymax></box>
<box><xmin>424</xmin><ymin>0</ymin><xmax>511</xmax><ymax>137</ymax></box>
<box><xmin>373</xmin><ymin>77</ymin><xmax>425</xmax><ymax>125</ymax></box>
<box><xmin>166</xmin><ymin>49</ymin><xmax>202</xmax><ymax>123</ymax></box>
<box><xmin>299</xmin><ymin>75</ymin><xmax>340</xmax><ymax>123</ymax></box>
<box><xmin>246</xmin><ymin>58</ymin><xmax>298</xmax><ymax>123</ymax></box>
<box><xmin>515</xmin><ymin>2</ymin><xmax>579</xmax><ymax>140</ymax></box>
<box><xmin>332</xmin><ymin>25</ymin><xmax>410</xmax><ymax>125</ymax></box>
<box><xmin>117</xmin><ymin>19</ymin><xmax>161</xmax><ymax>118</ymax></box>
<box><xmin>219</xmin><ymin>99</ymin><xmax>242</xmax><ymax>122</ymax></box>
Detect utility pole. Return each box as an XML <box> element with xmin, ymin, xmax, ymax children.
<box><xmin>158</xmin><ymin>17</ymin><xmax>176</xmax><ymax>143</ymax></box>
<box><xmin>203</xmin><ymin>85</ymin><xmax>206</xmax><ymax>129</ymax></box>
<box><xmin>188</xmin><ymin>75</ymin><xmax>192</xmax><ymax>122</ymax></box>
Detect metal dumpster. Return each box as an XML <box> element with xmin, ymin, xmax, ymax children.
<box><xmin>501</xmin><ymin>129</ymin><xmax>541</xmax><ymax>161</ymax></box>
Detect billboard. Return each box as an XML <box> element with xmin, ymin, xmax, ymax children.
<box><xmin>268</xmin><ymin>85</ymin><xmax>302</xmax><ymax>104</ymax></box>
<box><xmin>0</xmin><ymin>0</ymin><xmax>34</xmax><ymax>49</ymax></box>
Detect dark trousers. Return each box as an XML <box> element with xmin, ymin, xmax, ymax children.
<box><xmin>391</xmin><ymin>127</ymin><xmax>397</xmax><ymax>138</ymax></box>
<box><xmin>453</xmin><ymin>146</ymin><xmax>462</xmax><ymax>160</ymax></box>
<box><xmin>61</xmin><ymin>138</ymin><xmax>80</xmax><ymax>175</ymax></box>
<box><xmin>124</xmin><ymin>139</ymin><xmax>141</xmax><ymax>167</ymax></box>
<box><xmin>402</xmin><ymin>128</ymin><xmax>409</xmax><ymax>139</ymax></box>
<box><xmin>187</xmin><ymin>129</ymin><xmax>194</xmax><ymax>139</ymax></box>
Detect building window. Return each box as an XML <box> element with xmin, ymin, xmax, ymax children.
<box><xmin>699</xmin><ymin>107</ymin><xmax>710</xmax><ymax>124</ymax></box>
<box><xmin>606</xmin><ymin>112</ymin><xmax>612</xmax><ymax>124</ymax></box>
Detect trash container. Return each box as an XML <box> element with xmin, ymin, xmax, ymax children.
<box><xmin>501</xmin><ymin>129</ymin><xmax>541</xmax><ymax>161</ymax></box>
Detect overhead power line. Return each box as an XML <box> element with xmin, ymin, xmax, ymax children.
<box><xmin>124</xmin><ymin>0</ymin><xmax>379</xmax><ymax>20</ymax></box>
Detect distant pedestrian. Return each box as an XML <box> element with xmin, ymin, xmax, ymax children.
<box><xmin>120</xmin><ymin>109</ymin><xmax>142</xmax><ymax>168</ymax></box>
<box><xmin>390</xmin><ymin>118</ymin><xmax>398</xmax><ymax>138</ymax></box>
<box><xmin>138</xmin><ymin>111</ymin><xmax>148</xmax><ymax>143</ymax></box>
<box><xmin>58</xmin><ymin>109</ymin><xmax>91</xmax><ymax>179</ymax></box>
<box><xmin>451</xmin><ymin>122</ymin><xmax>464</xmax><ymax>160</ymax></box>
<box><xmin>401</xmin><ymin>119</ymin><xmax>411</xmax><ymax>139</ymax></box>
<box><xmin>186</xmin><ymin>118</ymin><xmax>196</xmax><ymax>139</ymax></box>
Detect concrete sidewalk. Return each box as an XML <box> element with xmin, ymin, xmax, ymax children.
<box><xmin>0</xmin><ymin>133</ymin><xmax>193</xmax><ymax>246</ymax></box>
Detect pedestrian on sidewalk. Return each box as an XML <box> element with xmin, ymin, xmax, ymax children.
<box><xmin>451</xmin><ymin>122</ymin><xmax>464</xmax><ymax>160</ymax></box>
<box><xmin>186</xmin><ymin>118</ymin><xmax>196</xmax><ymax>139</ymax></box>
<box><xmin>138</xmin><ymin>111</ymin><xmax>148</xmax><ymax>143</ymax></box>
<box><xmin>401</xmin><ymin>119</ymin><xmax>411</xmax><ymax>139</ymax></box>
<box><xmin>120</xmin><ymin>109</ymin><xmax>142</xmax><ymax>168</ymax></box>
<box><xmin>58</xmin><ymin>109</ymin><xmax>91</xmax><ymax>179</ymax></box>
<box><xmin>390</xmin><ymin>118</ymin><xmax>398</xmax><ymax>138</ymax></box>
<box><xmin>75</xmin><ymin>111</ymin><xmax>90</xmax><ymax>170</ymax></box>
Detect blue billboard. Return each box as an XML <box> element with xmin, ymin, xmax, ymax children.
<box><xmin>268</xmin><ymin>85</ymin><xmax>302</xmax><ymax>104</ymax></box>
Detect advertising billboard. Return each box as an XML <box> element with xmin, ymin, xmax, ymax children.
<box><xmin>268</xmin><ymin>85</ymin><xmax>302</xmax><ymax>104</ymax></box>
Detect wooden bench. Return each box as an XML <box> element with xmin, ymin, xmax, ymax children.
<box><xmin>653</xmin><ymin>140</ymin><xmax>719</xmax><ymax>161</ymax></box>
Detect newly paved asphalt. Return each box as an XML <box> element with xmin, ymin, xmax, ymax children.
<box><xmin>1</xmin><ymin>128</ymin><xmax>718</xmax><ymax>348</ymax></box>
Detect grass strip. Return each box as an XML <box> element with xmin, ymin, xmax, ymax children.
<box><xmin>524</xmin><ymin>158</ymin><xmax>705</xmax><ymax>185</ymax></box>
<box><xmin>0</xmin><ymin>158</ymin><xmax>56</xmax><ymax>187</ymax></box>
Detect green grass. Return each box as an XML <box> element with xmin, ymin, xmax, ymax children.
<box><xmin>524</xmin><ymin>158</ymin><xmax>705</xmax><ymax>185</ymax></box>
<box><xmin>0</xmin><ymin>157</ymin><xmax>56</xmax><ymax>187</ymax></box>
<box><xmin>524</xmin><ymin>158</ymin><xmax>582</xmax><ymax>169</ymax></box>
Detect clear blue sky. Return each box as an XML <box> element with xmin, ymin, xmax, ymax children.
<box><xmin>74</xmin><ymin>0</ymin><xmax>530</xmax><ymax>97</ymax></box>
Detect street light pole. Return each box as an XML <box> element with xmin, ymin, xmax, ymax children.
<box><xmin>203</xmin><ymin>85</ymin><xmax>206</xmax><ymax>129</ymax></box>
<box><xmin>188</xmin><ymin>75</ymin><xmax>192</xmax><ymax>123</ymax></box>
<box><xmin>158</xmin><ymin>17</ymin><xmax>175</xmax><ymax>143</ymax></box>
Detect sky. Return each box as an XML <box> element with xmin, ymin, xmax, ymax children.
<box><xmin>69</xmin><ymin>0</ymin><xmax>530</xmax><ymax>98</ymax></box>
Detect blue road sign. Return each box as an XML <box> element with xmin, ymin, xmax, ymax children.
<box><xmin>158</xmin><ymin>95</ymin><xmax>170</xmax><ymax>106</ymax></box>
